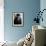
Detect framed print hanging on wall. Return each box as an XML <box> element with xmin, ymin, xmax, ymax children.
<box><xmin>12</xmin><ymin>12</ymin><xmax>24</xmax><ymax>27</ymax></box>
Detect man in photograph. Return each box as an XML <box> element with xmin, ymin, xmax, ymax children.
<box><xmin>14</xmin><ymin>13</ymin><xmax>22</xmax><ymax>24</ymax></box>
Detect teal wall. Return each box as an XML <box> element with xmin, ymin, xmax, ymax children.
<box><xmin>4</xmin><ymin>0</ymin><xmax>40</xmax><ymax>42</ymax></box>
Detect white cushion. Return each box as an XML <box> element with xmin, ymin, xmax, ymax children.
<box><xmin>17</xmin><ymin>37</ymin><xmax>25</xmax><ymax>46</ymax></box>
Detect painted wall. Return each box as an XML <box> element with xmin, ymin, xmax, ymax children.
<box><xmin>0</xmin><ymin>0</ymin><xmax>4</xmax><ymax>42</ymax></box>
<box><xmin>4</xmin><ymin>0</ymin><xmax>40</xmax><ymax>42</ymax></box>
<box><xmin>40</xmin><ymin>0</ymin><xmax>46</xmax><ymax>27</ymax></box>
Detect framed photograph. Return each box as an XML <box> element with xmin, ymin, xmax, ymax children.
<box><xmin>12</xmin><ymin>12</ymin><xmax>24</xmax><ymax>27</ymax></box>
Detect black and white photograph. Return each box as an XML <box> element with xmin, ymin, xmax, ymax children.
<box><xmin>12</xmin><ymin>12</ymin><xmax>24</xmax><ymax>27</ymax></box>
